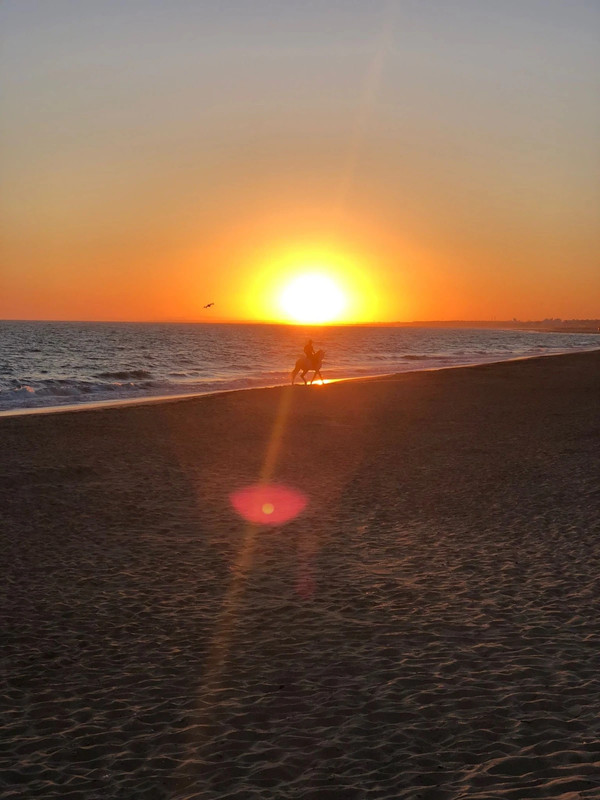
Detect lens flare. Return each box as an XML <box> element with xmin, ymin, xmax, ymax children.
<box><xmin>231</xmin><ymin>483</ymin><xmax>307</xmax><ymax>526</ymax></box>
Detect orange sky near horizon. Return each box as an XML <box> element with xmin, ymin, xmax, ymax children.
<box><xmin>1</xmin><ymin>2</ymin><xmax>599</xmax><ymax>324</ymax></box>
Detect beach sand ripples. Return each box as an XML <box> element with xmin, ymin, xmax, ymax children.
<box><xmin>1</xmin><ymin>352</ymin><xmax>599</xmax><ymax>798</ymax></box>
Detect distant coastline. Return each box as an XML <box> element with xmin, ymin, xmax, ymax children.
<box><xmin>391</xmin><ymin>320</ymin><xmax>600</xmax><ymax>334</ymax></box>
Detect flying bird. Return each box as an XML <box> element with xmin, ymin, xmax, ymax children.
<box><xmin>203</xmin><ymin>302</ymin><xmax>215</xmax><ymax>308</ymax></box>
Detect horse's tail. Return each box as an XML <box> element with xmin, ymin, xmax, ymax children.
<box><xmin>291</xmin><ymin>362</ymin><xmax>300</xmax><ymax>384</ymax></box>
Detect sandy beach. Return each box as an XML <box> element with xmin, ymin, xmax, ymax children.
<box><xmin>2</xmin><ymin>350</ymin><xmax>599</xmax><ymax>800</ymax></box>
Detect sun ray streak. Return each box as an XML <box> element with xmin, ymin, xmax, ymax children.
<box><xmin>175</xmin><ymin>386</ymin><xmax>296</xmax><ymax>790</ymax></box>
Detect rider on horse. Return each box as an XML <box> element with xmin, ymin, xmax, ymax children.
<box><xmin>291</xmin><ymin>340</ymin><xmax>324</xmax><ymax>385</ymax></box>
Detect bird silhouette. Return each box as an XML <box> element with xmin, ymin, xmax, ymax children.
<box><xmin>203</xmin><ymin>302</ymin><xmax>214</xmax><ymax>308</ymax></box>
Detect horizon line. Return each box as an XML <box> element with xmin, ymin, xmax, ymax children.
<box><xmin>1</xmin><ymin>317</ymin><xmax>598</xmax><ymax>326</ymax></box>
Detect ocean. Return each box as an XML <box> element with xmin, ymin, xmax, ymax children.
<box><xmin>0</xmin><ymin>320</ymin><xmax>598</xmax><ymax>414</ymax></box>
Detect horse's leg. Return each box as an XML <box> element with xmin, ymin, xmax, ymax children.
<box><xmin>301</xmin><ymin>370</ymin><xmax>307</xmax><ymax>385</ymax></box>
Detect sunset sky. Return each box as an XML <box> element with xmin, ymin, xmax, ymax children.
<box><xmin>1</xmin><ymin>1</ymin><xmax>599</xmax><ymax>323</ymax></box>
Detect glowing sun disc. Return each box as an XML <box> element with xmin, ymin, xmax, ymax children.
<box><xmin>279</xmin><ymin>273</ymin><xmax>346</xmax><ymax>324</ymax></box>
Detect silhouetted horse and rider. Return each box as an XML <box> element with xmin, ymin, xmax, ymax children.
<box><xmin>291</xmin><ymin>339</ymin><xmax>325</xmax><ymax>385</ymax></box>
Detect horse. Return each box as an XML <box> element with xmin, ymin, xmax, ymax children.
<box><xmin>291</xmin><ymin>349</ymin><xmax>325</xmax><ymax>386</ymax></box>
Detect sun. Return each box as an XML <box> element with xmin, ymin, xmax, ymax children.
<box><xmin>279</xmin><ymin>272</ymin><xmax>347</xmax><ymax>324</ymax></box>
<box><xmin>242</xmin><ymin>244</ymin><xmax>380</xmax><ymax>323</ymax></box>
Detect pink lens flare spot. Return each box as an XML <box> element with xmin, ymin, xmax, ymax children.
<box><xmin>230</xmin><ymin>483</ymin><xmax>308</xmax><ymax>526</ymax></box>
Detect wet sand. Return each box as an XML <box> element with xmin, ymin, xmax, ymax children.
<box><xmin>2</xmin><ymin>350</ymin><xmax>600</xmax><ymax>799</ymax></box>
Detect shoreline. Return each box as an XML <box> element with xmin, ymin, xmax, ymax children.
<box><xmin>1</xmin><ymin>345</ymin><xmax>598</xmax><ymax>420</ymax></box>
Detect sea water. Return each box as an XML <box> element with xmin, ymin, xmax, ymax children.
<box><xmin>0</xmin><ymin>320</ymin><xmax>597</xmax><ymax>414</ymax></box>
